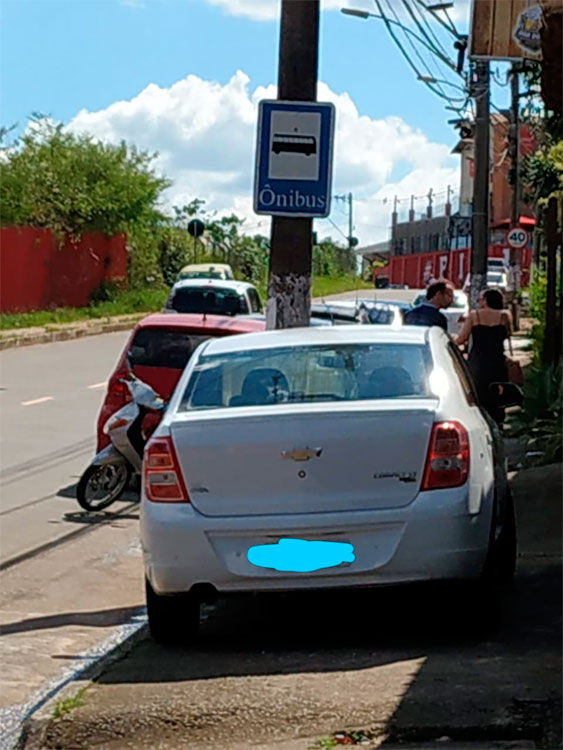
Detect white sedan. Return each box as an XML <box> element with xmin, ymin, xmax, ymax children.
<box><xmin>140</xmin><ymin>326</ymin><xmax>521</xmax><ymax>643</ymax></box>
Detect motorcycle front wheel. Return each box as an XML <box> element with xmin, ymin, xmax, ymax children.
<box><xmin>76</xmin><ymin>463</ymin><xmax>131</xmax><ymax>512</ymax></box>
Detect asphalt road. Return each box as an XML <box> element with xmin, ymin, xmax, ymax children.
<box><xmin>0</xmin><ymin>330</ymin><xmax>147</xmax><ymax>732</ymax></box>
<box><xmin>0</xmin><ymin>331</ymin><xmax>131</xmax><ymax>566</ymax></box>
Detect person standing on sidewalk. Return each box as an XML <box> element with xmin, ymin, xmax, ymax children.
<box><xmin>404</xmin><ymin>280</ymin><xmax>454</xmax><ymax>332</ymax></box>
<box><xmin>455</xmin><ymin>287</ymin><xmax>512</xmax><ymax>424</ymax></box>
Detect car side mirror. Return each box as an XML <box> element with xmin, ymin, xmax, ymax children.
<box><xmin>488</xmin><ymin>382</ymin><xmax>523</xmax><ymax>408</ymax></box>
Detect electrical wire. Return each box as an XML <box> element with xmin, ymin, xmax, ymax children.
<box><xmin>404</xmin><ymin>0</ymin><xmax>454</xmax><ymax>67</ymax></box>
<box><xmin>374</xmin><ymin>0</ymin><xmax>467</xmax><ymax>106</ymax></box>
<box><xmin>385</xmin><ymin>0</ymin><xmax>455</xmax><ymax>95</ymax></box>
<box><xmin>411</xmin><ymin>0</ymin><xmax>462</xmax><ymax>39</ymax></box>
<box><xmin>322</xmin><ymin>217</ymin><xmax>349</xmax><ymax>241</ymax></box>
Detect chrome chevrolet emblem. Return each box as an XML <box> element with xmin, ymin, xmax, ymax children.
<box><xmin>281</xmin><ymin>448</ymin><xmax>323</xmax><ymax>462</ymax></box>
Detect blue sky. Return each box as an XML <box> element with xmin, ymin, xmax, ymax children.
<box><xmin>2</xmin><ymin>0</ymin><xmax>498</xmax><ymax>244</ymax></box>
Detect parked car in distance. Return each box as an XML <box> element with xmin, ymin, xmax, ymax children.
<box><xmin>357</xmin><ymin>301</ymin><xmax>407</xmax><ymax>325</ymax></box>
<box><xmin>177</xmin><ymin>263</ymin><xmax>234</xmax><ymax>282</ymax></box>
<box><xmin>142</xmin><ymin>325</ymin><xmax>521</xmax><ymax>643</ymax></box>
<box><xmin>412</xmin><ymin>289</ymin><xmax>469</xmax><ymax>335</ymax></box>
<box><xmin>96</xmin><ymin>313</ymin><xmax>265</xmax><ymax>451</ymax></box>
<box><xmin>310</xmin><ymin>300</ymin><xmax>408</xmax><ymax>327</ymax></box>
<box><xmin>486</xmin><ymin>271</ymin><xmax>509</xmax><ymax>291</ymax></box>
<box><xmin>487</xmin><ymin>258</ymin><xmax>508</xmax><ymax>273</ymax></box>
<box><xmin>165</xmin><ymin>279</ymin><xmax>262</xmax><ymax>317</ymax></box>
<box><xmin>310</xmin><ymin>301</ymin><xmax>359</xmax><ymax>325</ymax></box>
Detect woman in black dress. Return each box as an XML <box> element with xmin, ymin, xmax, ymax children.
<box><xmin>455</xmin><ymin>288</ymin><xmax>512</xmax><ymax>424</ymax></box>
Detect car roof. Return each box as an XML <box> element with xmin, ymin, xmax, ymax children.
<box><xmin>135</xmin><ymin>313</ymin><xmax>265</xmax><ymax>333</ymax></box>
<box><xmin>180</xmin><ymin>263</ymin><xmax>232</xmax><ymax>272</ymax></box>
<box><xmin>170</xmin><ymin>278</ymin><xmax>255</xmax><ymax>292</ymax></box>
<box><xmin>198</xmin><ymin>324</ymin><xmax>432</xmax><ymax>356</ymax></box>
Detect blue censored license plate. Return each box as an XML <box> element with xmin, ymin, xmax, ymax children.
<box><xmin>247</xmin><ymin>538</ymin><xmax>355</xmax><ymax>573</ymax></box>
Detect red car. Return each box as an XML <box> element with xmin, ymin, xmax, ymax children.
<box><xmin>96</xmin><ymin>313</ymin><xmax>265</xmax><ymax>451</ymax></box>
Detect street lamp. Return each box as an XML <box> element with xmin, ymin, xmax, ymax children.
<box><xmin>426</xmin><ymin>3</ymin><xmax>454</xmax><ymax>10</ymax></box>
<box><xmin>340</xmin><ymin>8</ymin><xmax>372</xmax><ymax>19</ymax></box>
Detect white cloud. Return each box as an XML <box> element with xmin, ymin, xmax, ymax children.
<box><xmin>67</xmin><ymin>70</ymin><xmax>459</xmax><ymax>246</ymax></box>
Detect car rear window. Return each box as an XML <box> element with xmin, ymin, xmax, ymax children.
<box><xmin>179</xmin><ymin>271</ymin><xmax>225</xmax><ymax>280</ymax></box>
<box><xmin>129</xmin><ymin>329</ymin><xmax>210</xmax><ymax>370</ymax></box>
<box><xmin>170</xmin><ymin>287</ymin><xmax>248</xmax><ymax>316</ymax></box>
<box><xmin>180</xmin><ymin>343</ymin><xmax>433</xmax><ymax>411</ymax></box>
<box><xmin>361</xmin><ymin>305</ymin><xmax>397</xmax><ymax>325</ymax></box>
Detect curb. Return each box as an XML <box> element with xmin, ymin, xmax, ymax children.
<box><xmin>0</xmin><ymin>315</ymin><xmax>146</xmax><ymax>351</ymax></box>
<box><xmin>11</xmin><ymin>610</ymin><xmax>148</xmax><ymax>750</ymax></box>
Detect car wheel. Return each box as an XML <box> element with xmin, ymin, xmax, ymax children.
<box><xmin>460</xmin><ymin>489</ymin><xmax>517</xmax><ymax>635</ymax></box>
<box><xmin>483</xmin><ymin>487</ymin><xmax>517</xmax><ymax>585</ymax></box>
<box><xmin>145</xmin><ymin>577</ymin><xmax>200</xmax><ymax>646</ymax></box>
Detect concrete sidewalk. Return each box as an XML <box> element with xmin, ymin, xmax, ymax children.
<box><xmin>21</xmin><ymin>463</ymin><xmax>562</xmax><ymax>750</ymax></box>
<box><xmin>0</xmin><ymin>314</ymin><xmax>145</xmax><ymax>350</ymax></box>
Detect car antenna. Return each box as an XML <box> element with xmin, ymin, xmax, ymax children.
<box><xmin>322</xmin><ymin>297</ymin><xmax>335</xmax><ymax>326</ymax></box>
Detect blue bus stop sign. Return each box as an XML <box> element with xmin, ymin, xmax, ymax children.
<box><xmin>253</xmin><ymin>100</ymin><xmax>335</xmax><ymax>218</ymax></box>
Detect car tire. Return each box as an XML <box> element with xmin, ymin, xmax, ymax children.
<box><xmin>145</xmin><ymin>577</ymin><xmax>200</xmax><ymax>646</ymax></box>
<box><xmin>459</xmin><ymin>489</ymin><xmax>517</xmax><ymax>635</ymax></box>
<box><xmin>483</xmin><ymin>487</ymin><xmax>517</xmax><ymax>585</ymax></box>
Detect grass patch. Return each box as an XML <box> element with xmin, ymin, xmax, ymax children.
<box><xmin>0</xmin><ymin>275</ymin><xmax>370</xmax><ymax>332</ymax></box>
<box><xmin>52</xmin><ymin>686</ymin><xmax>87</xmax><ymax>719</ymax></box>
<box><xmin>312</xmin><ymin>274</ymin><xmax>372</xmax><ymax>298</ymax></box>
<box><xmin>0</xmin><ymin>287</ymin><xmax>169</xmax><ymax>331</ymax></box>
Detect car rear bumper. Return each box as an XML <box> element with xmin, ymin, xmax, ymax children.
<box><xmin>141</xmin><ymin>487</ymin><xmax>493</xmax><ymax>596</ymax></box>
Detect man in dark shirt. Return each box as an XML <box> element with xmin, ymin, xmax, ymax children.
<box><xmin>404</xmin><ymin>280</ymin><xmax>454</xmax><ymax>332</ymax></box>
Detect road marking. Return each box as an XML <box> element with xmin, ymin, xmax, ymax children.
<box><xmin>87</xmin><ymin>382</ymin><xmax>107</xmax><ymax>390</ymax></box>
<box><xmin>21</xmin><ymin>396</ymin><xmax>54</xmax><ymax>407</ymax></box>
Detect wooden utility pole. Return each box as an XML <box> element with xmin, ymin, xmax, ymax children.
<box><xmin>470</xmin><ymin>60</ymin><xmax>490</xmax><ymax>309</ymax></box>
<box><xmin>267</xmin><ymin>0</ymin><xmax>320</xmax><ymax>329</ymax></box>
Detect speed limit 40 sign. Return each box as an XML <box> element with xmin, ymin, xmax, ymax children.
<box><xmin>507</xmin><ymin>227</ymin><xmax>529</xmax><ymax>249</ymax></box>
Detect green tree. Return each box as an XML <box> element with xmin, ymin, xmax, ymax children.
<box><xmin>0</xmin><ymin>118</ymin><xmax>171</xmax><ymax>287</ymax></box>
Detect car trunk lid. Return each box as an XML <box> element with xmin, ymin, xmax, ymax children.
<box><xmin>170</xmin><ymin>403</ymin><xmax>436</xmax><ymax>517</ymax></box>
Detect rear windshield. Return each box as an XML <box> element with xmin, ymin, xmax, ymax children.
<box><xmin>178</xmin><ymin>271</ymin><xmax>225</xmax><ymax>280</ymax></box>
<box><xmin>361</xmin><ymin>306</ymin><xmax>397</xmax><ymax>325</ymax></box>
<box><xmin>180</xmin><ymin>343</ymin><xmax>433</xmax><ymax>411</ymax></box>
<box><xmin>171</xmin><ymin>287</ymin><xmax>248</xmax><ymax>315</ymax></box>
<box><xmin>129</xmin><ymin>329</ymin><xmax>210</xmax><ymax>370</ymax></box>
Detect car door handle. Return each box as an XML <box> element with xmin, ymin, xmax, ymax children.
<box><xmin>281</xmin><ymin>448</ymin><xmax>323</xmax><ymax>462</ymax></box>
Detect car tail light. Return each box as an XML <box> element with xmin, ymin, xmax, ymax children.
<box><xmin>144</xmin><ymin>436</ymin><xmax>189</xmax><ymax>503</ymax></box>
<box><xmin>421</xmin><ymin>421</ymin><xmax>470</xmax><ymax>490</ymax></box>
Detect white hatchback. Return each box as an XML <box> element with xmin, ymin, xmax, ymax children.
<box><xmin>141</xmin><ymin>326</ymin><xmax>521</xmax><ymax>643</ymax></box>
<box><xmin>164</xmin><ymin>278</ymin><xmax>263</xmax><ymax>317</ymax></box>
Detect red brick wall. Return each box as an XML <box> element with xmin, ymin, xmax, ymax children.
<box><xmin>0</xmin><ymin>227</ymin><xmax>127</xmax><ymax>313</ymax></box>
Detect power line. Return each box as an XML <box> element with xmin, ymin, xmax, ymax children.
<box><xmin>373</xmin><ymin>0</ymin><xmax>467</xmax><ymax>108</ymax></box>
<box><xmin>321</xmin><ymin>216</ymin><xmax>349</xmax><ymax>240</ymax></box>
<box><xmin>401</xmin><ymin>0</ymin><xmax>455</xmax><ymax>70</ymax></box>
